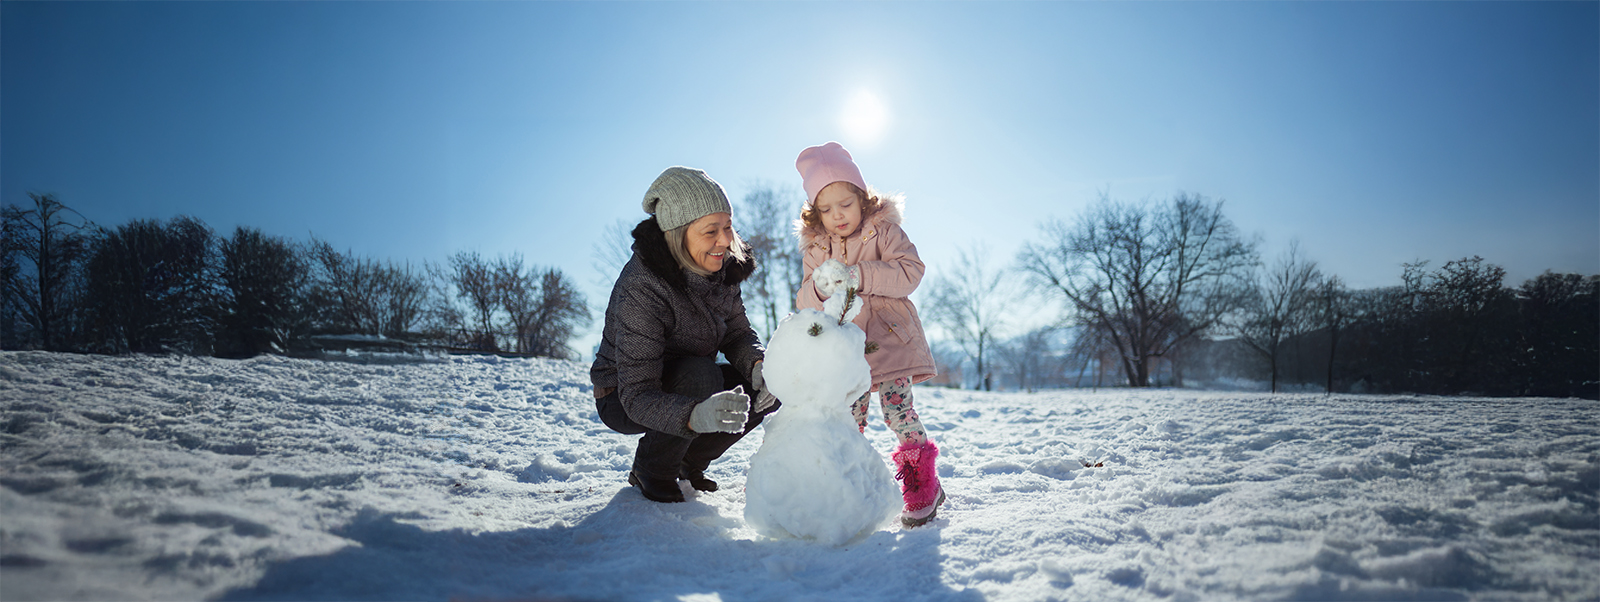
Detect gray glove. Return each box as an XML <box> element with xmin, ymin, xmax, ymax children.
<box><xmin>750</xmin><ymin>362</ymin><xmax>779</xmax><ymax>413</ymax></box>
<box><xmin>753</xmin><ymin>389</ymin><xmax>779</xmax><ymax>413</ymax></box>
<box><xmin>688</xmin><ymin>386</ymin><xmax>750</xmax><ymax>434</ymax></box>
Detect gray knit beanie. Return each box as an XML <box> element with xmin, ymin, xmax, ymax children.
<box><xmin>642</xmin><ymin>166</ymin><xmax>732</xmax><ymax>231</ymax></box>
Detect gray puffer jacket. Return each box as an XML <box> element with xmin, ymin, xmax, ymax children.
<box><xmin>590</xmin><ymin>217</ymin><xmax>763</xmax><ymax>439</ymax></box>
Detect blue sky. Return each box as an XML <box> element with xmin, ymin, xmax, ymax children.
<box><xmin>5</xmin><ymin>1</ymin><xmax>1596</xmax><ymax>336</ymax></box>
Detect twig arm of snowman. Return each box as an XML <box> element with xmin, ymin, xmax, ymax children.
<box><xmin>813</xmin><ymin>275</ymin><xmax>882</xmax><ymax>359</ymax></box>
<box><xmin>823</xmin><ymin>286</ymin><xmax>865</xmax><ymax>325</ymax></box>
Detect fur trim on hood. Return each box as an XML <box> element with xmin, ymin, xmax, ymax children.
<box><xmin>796</xmin><ymin>192</ymin><xmax>906</xmax><ymax>248</ymax></box>
<box><xmin>630</xmin><ymin>217</ymin><xmax>756</xmax><ymax>292</ymax></box>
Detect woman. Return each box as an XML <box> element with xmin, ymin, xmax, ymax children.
<box><xmin>591</xmin><ymin>166</ymin><xmax>780</xmax><ymax>503</ymax></box>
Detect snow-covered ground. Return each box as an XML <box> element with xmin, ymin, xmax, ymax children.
<box><xmin>1</xmin><ymin>350</ymin><xmax>1595</xmax><ymax>601</ymax></box>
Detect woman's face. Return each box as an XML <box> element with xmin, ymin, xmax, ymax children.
<box><xmin>685</xmin><ymin>212</ymin><xmax>734</xmax><ymax>273</ymax></box>
<box><xmin>815</xmin><ymin>182</ymin><xmax>863</xmax><ymax>238</ymax></box>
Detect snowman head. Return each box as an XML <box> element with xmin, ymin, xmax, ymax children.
<box><xmin>763</xmin><ymin>308</ymin><xmax>873</xmax><ymax>414</ymax></box>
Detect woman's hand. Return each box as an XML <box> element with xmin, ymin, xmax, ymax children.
<box><xmin>750</xmin><ymin>362</ymin><xmax>779</xmax><ymax>412</ymax></box>
<box><xmin>688</xmin><ymin>386</ymin><xmax>750</xmax><ymax>434</ymax></box>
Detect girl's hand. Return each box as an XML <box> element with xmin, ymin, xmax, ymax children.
<box><xmin>813</xmin><ymin>259</ymin><xmax>861</xmax><ymax>299</ymax></box>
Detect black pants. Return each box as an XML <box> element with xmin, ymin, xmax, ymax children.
<box><xmin>596</xmin><ymin>356</ymin><xmax>776</xmax><ymax>481</ymax></box>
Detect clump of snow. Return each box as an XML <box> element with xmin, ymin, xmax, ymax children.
<box><xmin>1</xmin><ymin>351</ymin><xmax>1597</xmax><ymax>601</ymax></box>
<box><xmin>744</xmin><ymin>308</ymin><xmax>899</xmax><ymax>546</ymax></box>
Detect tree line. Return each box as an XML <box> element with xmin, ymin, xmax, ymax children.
<box><xmin>12</xmin><ymin>186</ymin><xmax>1594</xmax><ymax>400</ymax></box>
<box><xmin>927</xmin><ymin>193</ymin><xmax>1597</xmax><ymax>399</ymax></box>
<box><xmin>3</xmin><ymin>193</ymin><xmax>591</xmax><ymax>359</ymax></box>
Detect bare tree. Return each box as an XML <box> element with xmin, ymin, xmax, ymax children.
<box><xmin>995</xmin><ymin>326</ymin><xmax>1059</xmax><ymax>392</ymax></box>
<box><xmin>928</xmin><ymin>340</ymin><xmax>968</xmax><ymax>388</ymax></box>
<box><xmin>1020</xmin><ymin>193</ymin><xmax>1256</xmax><ymax>387</ymax></box>
<box><xmin>927</xmin><ymin>242</ymin><xmax>1012</xmax><ymax>390</ymax></box>
<box><xmin>497</xmin><ymin>254</ymin><xmax>537</xmax><ymax>353</ymax></box>
<box><xmin>434</xmin><ymin>253</ymin><xmax>590</xmax><ymax>358</ymax></box>
<box><xmin>590</xmin><ymin>218</ymin><xmax>635</xmax><ymax>287</ymax></box>
<box><xmin>1232</xmin><ymin>240</ymin><xmax>1323</xmax><ymax>393</ymax></box>
<box><xmin>526</xmin><ymin>268</ymin><xmax>591</xmax><ymax>359</ymax></box>
<box><xmin>736</xmin><ymin>183</ymin><xmax>805</xmax><ymax>338</ymax></box>
<box><xmin>497</xmin><ymin>255</ymin><xmax>590</xmax><ymax>358</ymax></box>
<box><xmin>307</xmin><ymin>239</ymin><xmax>428</xmax><ymax>338</ymax></box>
<box><xmin>1064</xmin><ymin>324</ymin><xmax>1121</xmax><ymax>388</ymax></box>
<box><xmin>218</xmin><ymin>227</ymin><xmax>310</xmax><ymax>357</ymax></box>
<box><xmin>308</xmin><ymin>239</ymin><xmax>376</xmax><ymax>335</ymax></box>
<box><xmin>1423</xmin><ymin>256</ymin><xmax>1516</xmax><ymax>393</ymax></box>
<box><xmin>1513</xmin><ymin>271</ymin><xmax>1599</xmax><ymax>398</ymax></box>
<box><xmin>2</xmin><ymin>193</ymin><xmax>93</xmax><ymax>350</ymax></box>
<box><xmin>381</xmin><ymin>262</ymin><xmax>429</xmax><ymax>338</ymax></box>
<box><xmin>83</xmin><ymin>216</ymin><xmax>220</xmax><ymax>355</ymax></box>
<box><xmin>444</xmin><ymin>250</ymin><xmax>500</xmax><ymax>351</ymax></box>
<box><xmin>0</xmin><ymin>214</ymin><xmax>18</xmax><ymax>348</ymax></box>
<box><xmin>1316</xmin><ymin>275</ymin><xmax>1348</xmax><ymax>394</ymax></box>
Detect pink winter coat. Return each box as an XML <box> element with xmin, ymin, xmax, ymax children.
<box><xmin>796</xmin><ymin>195</ymin><xmax>937</xmax><ymax>389</ymax></box>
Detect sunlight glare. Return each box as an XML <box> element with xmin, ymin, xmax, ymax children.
<box><xmin>840</xmin><ymin>90</ymin><xmax>889</xmax><ymax>146</ymax></box>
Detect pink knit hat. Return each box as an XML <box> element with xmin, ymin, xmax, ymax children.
<box><xmin>795</xmin><ymin>142</ymin><xmax>868</xmax><ymax>204</ymax></box>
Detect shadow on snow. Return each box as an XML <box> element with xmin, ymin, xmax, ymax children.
<box><xmin>219</xmin><ymin>487</ymin><xmax>982</xmax><ymax>602</ymax></box>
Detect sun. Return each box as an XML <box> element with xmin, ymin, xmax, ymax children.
<box><xmin>840</xmin><ymin>90</ymin><xmax>889</xmax><ymax>146</ymax></box>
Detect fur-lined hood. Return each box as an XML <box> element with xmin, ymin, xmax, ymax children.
<box><xmin>630</xmin><ymin>217</ymin><xmax>756</xmax><ymax>293</ymax></box>
<box><xmin>796</xmin><ymin>193</ymin><xmax>906</xmax><ymax>249</ymax></box>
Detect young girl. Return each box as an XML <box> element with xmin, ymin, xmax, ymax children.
<box><xmin>793</xmin><ymin>142</ymin><xmax>945</xmax><ymax>528</ymax></box>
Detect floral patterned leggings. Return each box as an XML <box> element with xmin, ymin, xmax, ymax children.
<box><xmin>850</xmin><ymin>377</ymin><xmax>927</xmax><ymax>446</ymax></box>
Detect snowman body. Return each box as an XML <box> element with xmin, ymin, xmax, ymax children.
<box><xmin>743</xmin><ymin>307</ymin><xmax>899</xmax><ymax>546</ymax></box>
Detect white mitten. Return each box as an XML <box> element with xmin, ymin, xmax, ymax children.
<box><xmin>813</xmin><ymin>259</ymin><xmax>860</xmax><ymax>299</ymax></box>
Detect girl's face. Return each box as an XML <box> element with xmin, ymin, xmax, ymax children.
<box><xmin>815</xmin><ymin>182</ymin><xmax>863</xmax><ymax>238</ymax></box>
<box><xmin>686</xmin><ymin>212</ymin><xmax>734</xmax><ymax>273</ymax></box>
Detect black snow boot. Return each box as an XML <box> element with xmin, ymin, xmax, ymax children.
<box><xmin>630</xmin><ymin>430</ymin><xmax>690</xmax><ymax>503</ymax></box>
<box><xmin>679</xmin><ymin>466</ymin><xmax>718</xmax><ymax>492</ymax></box>
<box><xmin>628</xmin><ymin>470</ymin><xmax>685</xmax><ymax>503</ymax></box>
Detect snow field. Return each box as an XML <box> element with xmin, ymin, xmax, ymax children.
<box><xmin>1</xmin><ymin>351</ymin><xmax>1596</xmax><ymax>601</ymax></box>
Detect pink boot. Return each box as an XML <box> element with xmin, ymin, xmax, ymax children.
<box><xmin>892</xmin><ymin>440</ymin><xmax>946</xmax><ymax>528</ymax></box>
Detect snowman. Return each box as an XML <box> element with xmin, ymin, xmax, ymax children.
<box><xmin>743</xmin><ymin>289</ymin><xmax>900</xmax><ymax>546</ymax></box>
